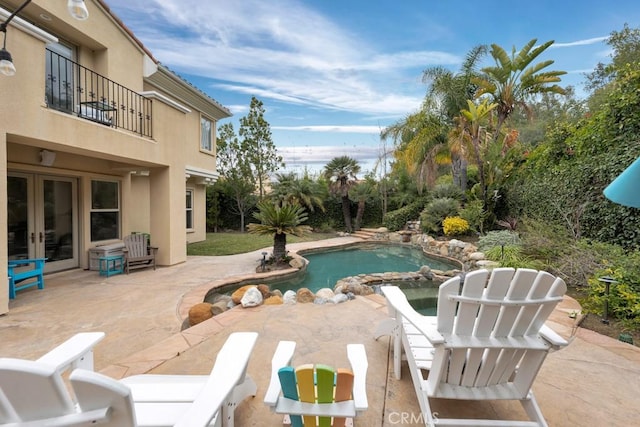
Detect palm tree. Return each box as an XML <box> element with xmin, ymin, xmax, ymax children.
<box><xmin>349</xmin><ymin>180</ymin><xmax>376</xmax><ymax>231</ymax></box>
<box><xmin>474</xmin><ymin>39</ymin><xmax>566</xmax><ymax>138</ymax></box>
<box><xmin>323</xmin><ymin>156</ymin><xmax>360</xmax><ymax>233</ymax></box>
<box><xmin>381</xmin><ymin>108</ymin><xmax>448</xmax><ymax>193</ymax></box>
<box><xmin>422</xmin><ymin>45</ymin><xmax>487</xmax><ymax>191</ymax></box>
<box><xmin>271</xmin><ymin>173</ymin><xmax>326</xmax><ymax>212</ymax></box>
<box><xmin>247</xmin><ymin>201</ymin><xmax>312</xmax><ymax>262</ymax></box>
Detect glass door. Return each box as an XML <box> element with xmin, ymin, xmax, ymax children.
<box><xmin>7</xmin><ymin>173</ymin><xmax>78</xmax><ymax>272</ymax></box>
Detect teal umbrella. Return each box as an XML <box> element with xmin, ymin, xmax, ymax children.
<box><xmin>604</xmin><ymin>157</ymin><xmax>640</xmax><ymax>208</ymax></box>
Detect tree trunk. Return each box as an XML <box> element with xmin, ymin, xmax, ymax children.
<box><xmin>273</xmin><ymin>232</ymin><xmax>287</xmax><ymax>262</ymax></box>
<box><xmin>354</xmin><ymin>200</ymin><xmax>365</xmax><ymax>231</ymax></box>
<box><xmin>341</xmin><ymin>195</ymin><xmax>352</xmax><ymax>233</ymax></box>
<box><xmin>451</xmin><ymin>155</ymin><xmax>468</xmax><ymax>192</ymax></box>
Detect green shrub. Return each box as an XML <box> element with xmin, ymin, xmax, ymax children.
<box><xmin>477</xmin><ymin>230</ymin><xmax>520</xmax><ymax>251</ymax></box>
<box><xmin>431</xmin><ymin>183</ymin><xmax>464</xmax><ymax>201</ymax></box>
<box><xmin>382</xmin><ymin>201</ymin><xmax>425</xmax><ymax>231</ymax></box>
<box><xmin>460</xmin><ymin>200</ymin><xmax>487</xmax><ymax>233</ymax></box>
<box><xmin>484</xmin><ymin>245</ymin><xmax>544</xmax><ymax>269</ymax></box>
<box><xmin>443</xmin><ymin>216</ymin><xmax>469</xmax><ymax>236</ymax></box>
<box><xmin>420</xmin><ymin>198</ymin><xmax>460</xmax><ymax>234</ymax></box>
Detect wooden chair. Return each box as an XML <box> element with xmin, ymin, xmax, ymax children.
<box><xmin>123</xmin><ymin>234</ymin><xmax>158</xmax><ymax>273</ymax></box>
<box><xmin>7</xmin><ymin>258</ymin><xmax>46</xmax><ymax>299</ymax></box>
<box><xmin>375</xmin><ymin>268</ymin><xmax>569</xmax><ymax>427</ymax></box>
<box><xmin>0</xmin><ymin>331</ymin><xmax>258</xmax><ymax>427</ymax></box>
<box><xmin>264</xmin><ymin>341</ymin><xmax>368</xmax><ymax>427</ymax></box>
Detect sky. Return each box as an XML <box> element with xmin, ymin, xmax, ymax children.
<box><xmin>104</xmin><ymin>0</ymin><xmax>640</xmax><ymax>177</ymax></box>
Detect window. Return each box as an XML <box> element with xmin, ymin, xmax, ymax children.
<box><xmin>90</xmin><ymin>180</ymin><xmax>120</xmax><ymax>241</ymax></box>
<box><xmin>200</xmin><ymin>116</ymin><xmax>213</xmax><ymax>152</ymax></box>
<box><xmin>45</xmin><ymin>41</ymin><xmax>75</xmax><ymax>113</ymax></box>
<box><xmin>186</xmin><ymin>189</ymin><xmax>194</xmax><ymax>230</ymax></box>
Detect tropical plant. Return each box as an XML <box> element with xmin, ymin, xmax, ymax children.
<box><xmin>474</xmin><ymin>39</ymin><xmax>567</xmax><ymax>137</ymax></box>
<box><xmin>349</xmin><ymin>180</ymin><xmax>376</xmax><ymax>231</ymax></box>
<box><xmin>271</xmin><ymin>173</ymin><xmax>326</xmax><ymax>213</ymax></box>
<box><xmin>381</xmin><ymin>108</ymin><xmax>449</xmax><ymax>193</ymax></box>
<box><xmin>247</xmin><ymin>201</ymin><xmax>312</xmax><ymax>262</ymax></box>
<box><xmin>323</xmin><ymin>156</ymin><xmax>361</xmax><ymax>233</ymax></box>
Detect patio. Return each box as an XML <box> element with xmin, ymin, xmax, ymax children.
<box><xmin>1</xmin><ymin>236</ymin><xmax>639</xmax><ymax>426</ymax></box>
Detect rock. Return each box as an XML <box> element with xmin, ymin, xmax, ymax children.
<box><xmin>241</xmin><ymin>287</ymin><xmax>263</xmax><ymax>307</ymax></box>
<box><xmin>439</xmin><ymin>245</ymin><xmax>449</xmax><ymax>256</ymax></box>
<box><xmin>476</xmin><ymin>260</ymin><xmax>500</xmax><ymax>269</ymax></box>
<box><xmin>211</xmin><ymin>300</ymin><xmax>229</xmax><ymax>315</ymax></box>
<box><xmin>264</xmin><ymin>295</ymin><xmax>283</xmax><ymax>305</ymax></box>
<box><xmin>296</xmin><ymin>287</ymin><xmax>315</xmax><ymax>303</ymax></box>
<box><xmin>332</xmin><ymin>293</ymin><xmax>349</xmax><ymax>304</ymax></box>
<box><xmin>469</xmin><ymin>252</ymin><xmax>485</xmax><ymax>261</ymax></box>
<box><xmin>314</xmin><ymin>297</ymin><xmax>328</xmax><ymax>304</ymax></box>
<box><xmin>232</xmin><ymin>285</ymin><xmax>256</xmax><ymax>305</ymax></box>
<box><xmin>188</xmin><ymin>302</ymin><xmax>213</xmax><ymax>326</ymax></box>
<box><xmin>257</xmin><ymin>284</ymin><xmax>271</xmax><ymax>299</ymax></box>
<box><xmin>289</xmin><ymin>257</ymin><xmax>305</xmax><ymax>269</ymax></box>
<box><xmin>346</xmin><ymin>282</ymin><xmax>363</xmax><ymax>295</ymax></box>
<box><xmin>283</xmin><ymin>290</ymin><xmax>297</xmax><ymax>304</ymax></box>
<box><xmin>271</xmin><ymin>289</ymin><xmax>283</xmax><ymax>298</ymax></box>
<box><xmin>316</xmin><ymin>288</ymin><xmax>335</xmax><ymax>299</ymax></box>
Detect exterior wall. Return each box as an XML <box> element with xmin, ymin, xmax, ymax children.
<box><xmin>1</xmin><ymin>0</ymin><xmax>229</xmax><ymax>313</ymax></box>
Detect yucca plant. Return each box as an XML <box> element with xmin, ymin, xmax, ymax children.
<box><xmin>247</xmin><ymin>201</ymin><xmax>312</xmax><ymax>262</ymax></box>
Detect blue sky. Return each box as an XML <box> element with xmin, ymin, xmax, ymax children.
<box><xmin>104</xmin><ymin>0</ymin><xmax>640</xmax><ymax>177</ymax></box>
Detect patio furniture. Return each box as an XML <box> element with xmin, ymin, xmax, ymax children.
<box><xmin>0</xmin><ymin>331</ymin><xmax>258</xmax><ymax>427</ymax></box>
<box><xmin>264</xmin><ymin>340</ymin><xmax>368</xmax><ymax>427</ymax></box>
<box><xmin>123</xmin><ymin>233</ymin><xmax>158</xmax><ymax>273</ymax></box>
<box><xmin>7</xmin><ymin>258</ymin><xmax>46</xmax><ymax>299</ymax></box>
<box><xmin>375</xmin><ymin>268</ymin><xmax>569</xmax><ymax>427</ymax></box>
<box><xmin>99</xmin><ymin>254</ymin><xmax>124</xmax><ymax>277</ymax></box>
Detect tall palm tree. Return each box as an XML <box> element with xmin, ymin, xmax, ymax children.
<box><xmin>247</xmin><ymin>201</ymin><xmax>311</xmax><ymax>262</ymax></box>
<box><xmin>422</xmin><ymin>45</ymin><xmax>487</xmax><ymax>191</ymax></box>
<box><xmin>349</xmin><ymin>180</ymin><xmax>376</xmax><ymax>231</ymax></box>
<box><xmin>323</xmin><ymin>156</ymin><xmax>360</xmax><ymax>233</ymax></box>
<box><xmin>381</xmin><ymin>108</ymin><xmax>449</xmax><ymax>193</ymax></box>
<box><xmin>474</xmin><ymin>39</ymin><xmax>566</xmax><ymax>138</ymax></box>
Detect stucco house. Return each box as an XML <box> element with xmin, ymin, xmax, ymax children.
<box><xmin>1</xmin><ymin>0</ymin><xmax>230</xmax><ymax>313</ymax></box>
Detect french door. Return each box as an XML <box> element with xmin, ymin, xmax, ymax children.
<box><xmin>7</xmin><ymin>173</ymin><xmax>79</xmax><ymax>272</ymax></box>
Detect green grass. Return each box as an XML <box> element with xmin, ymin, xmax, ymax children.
<box><xmin>187</xmin><ymin>231</ymin><xmax>337</xmax><ymax>256</ymax></box>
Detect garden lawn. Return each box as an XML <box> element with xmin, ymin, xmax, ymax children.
<box><xmin>187</xmin><ymin>231</ymin><xmax>336</xmax><ymax>256</ymax></box>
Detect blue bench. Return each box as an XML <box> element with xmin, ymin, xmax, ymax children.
<box><xmin>8</xmin><ymin>258</ymin><xmax>46</xmax><ymax>299</ymax></box>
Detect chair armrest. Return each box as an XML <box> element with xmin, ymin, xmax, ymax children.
<box><xmin>539</xmin><ymin>324</ymin><xmax>569</xmax><ymax>350</ymax></box>
<box><xmin>347</xmin><ymin>344</ymin><xmax>368</xmax><ymax>412</ymax></box>
<box><xmin>36</xmin><ymin>332</ymin><xmax>105</xmax><ymax>373</ymax></box>
<box><xmin>381</xmin><ymin>286</ymin><xmax>444</xmax><ymax>344</ymax></box>
<box><xmin>264</xmin><ymin>340</ymin><xmax>296</xmax><ymax>407</ymax></box>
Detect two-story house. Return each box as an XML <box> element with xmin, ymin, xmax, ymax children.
<box><xmin>0</xmin><ymin>0</ymin><xmax>230</xmax><ymax>313</ymax></box>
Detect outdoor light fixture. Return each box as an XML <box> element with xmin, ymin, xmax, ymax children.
<box><xmin>0</xmin><ymin>0</ymin><xmax>89</xmax><ymax>76</ymax></box>
<box><xmin>604</xmin><ymin>157</ymin><xmax>640</xmax><ymax>208</ymax></box>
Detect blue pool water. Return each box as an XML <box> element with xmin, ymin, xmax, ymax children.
<box><xmin>268</xmin><ymin>244</ymin><xmax>455</xmax><ymax>296</ymax></box>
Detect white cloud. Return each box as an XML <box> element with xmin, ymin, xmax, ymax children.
<box><xmin>106</xmin><ymin>0</ymin><xmax>454</xmax><ymax>116</ymax></box>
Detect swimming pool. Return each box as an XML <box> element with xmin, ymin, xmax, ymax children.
<box><xmin>270</xmin><ymin>243</ymin><xmax>456</xmax><ymax>294</ymax></box>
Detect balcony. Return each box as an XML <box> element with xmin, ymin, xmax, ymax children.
<box><xmin>45</xmin><ymin>48</ymin><xmax>153</xmax><ymax>138</ymax></box>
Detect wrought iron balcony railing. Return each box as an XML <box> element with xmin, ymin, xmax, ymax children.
<box><xmin>45</xmin><ymin>48</ymin><xmax>152</xmax><ymax>138</ymax></box>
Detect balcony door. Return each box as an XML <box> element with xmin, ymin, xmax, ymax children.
<box><xmin>8</xmin><ymin>173</ymin><xmax>79</xmax><ymax>273</ymax></box>
<box><xmin>45</xmin><ymin>41</ymin><xmax>75</xmax><ymax>113</ymax></box>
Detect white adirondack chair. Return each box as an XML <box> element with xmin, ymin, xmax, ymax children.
<box><xmin>264</xmin><ymin>341</ymin><xmax>368</xmax><ymax>427</ymax></box>
<box><xmin>375</xmin><ymin>268</ymin><xmax>569</xmax><ymax>427</ymax></box>
<box><xmin>0</xmin><ymin>331</ymin><xmax>258</xmax><ymax>427</ymax></box>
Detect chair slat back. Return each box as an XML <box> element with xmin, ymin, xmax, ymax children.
<box><xmin>124</xmin><ymin>234</ymin><xmax>147</xmax><ymax>258</ymax></box>
<box><xmin>278</xmin><ymin>364</ymin><xmax>354</xmax><ymax>427</ymax></box>
<box><xmin>0</xmin><ymin>358</ymin><xmax>75</xmax><ymax>423</ymax></box>
<box><xmin>434</xmin><ymin>268</ymin><xmax>566</xmax><ymax>394</ymax></box>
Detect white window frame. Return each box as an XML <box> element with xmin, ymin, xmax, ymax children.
<box><xmin>90</xmin><ymin>180</ymin><xmax>120</xmax><ymax>242</ymax></box>
<box><xmin>186</xmin><ymin>188</ymin><xmax>194</xmax><ymax>232</ymax></box>
<box><xmin>200</xmin><ymin>116</ymin><xmax>213</xmax><ymax>153</ymax></box>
